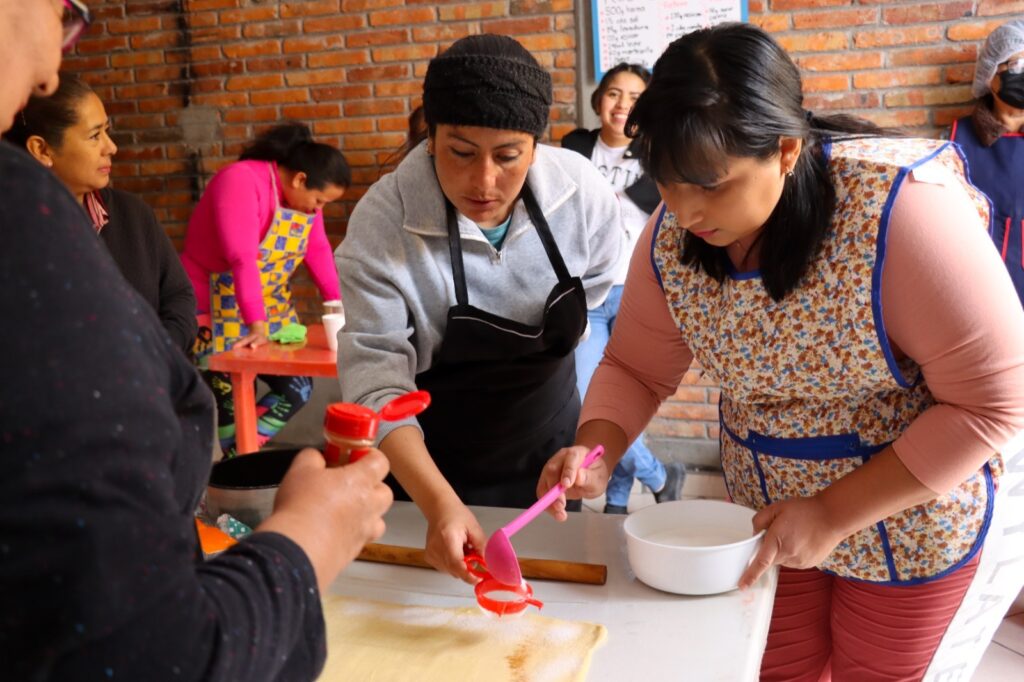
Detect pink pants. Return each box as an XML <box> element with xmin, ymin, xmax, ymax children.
<box><xmin>760</xmin><ymin>553</ymin><xmax>980</xmax><ymax>682</ymax></box>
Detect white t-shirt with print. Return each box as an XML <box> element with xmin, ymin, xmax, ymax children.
<box><xmin>590</xmin><ymin>137</ymin><xmax>651</xmax><ymax>284</ymax></box>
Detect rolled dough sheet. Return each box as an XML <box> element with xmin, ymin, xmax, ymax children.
<box><xmin>318</xmin><ymin>595</ymin><xmax>608</xmax><ymax>681</ymax></box>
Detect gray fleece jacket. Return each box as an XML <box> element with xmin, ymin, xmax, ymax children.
<box><xmin>335</xmin><ymin>142</ymin><xmax>624</xmax><ymax>442</ymax></box>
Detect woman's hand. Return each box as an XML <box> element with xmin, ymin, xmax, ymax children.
<box><xmin>422</xmin><ymin>498</ymin><xmax>487</xmax><ymax>584</ymax></box>
<box><xmin>537</xmin><ymin>445</ymin><xmax>611</xmax><ymax>522</ymax></box>
<box><xmin>257</xmin><ymin>448</ymin><xmax>393</xmax><ymax>591</ymax></box>
<box><xmin>233</xmin><ymin>320</ymin><xmax>269</xmax><ymax>349</ymax></box>
<box><xmin>737</xmin><ymin>495</ymin><xmax>848</xmax><ymax>589</ymax></box>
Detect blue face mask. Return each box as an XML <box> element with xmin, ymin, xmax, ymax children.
<box><xmin>997</xmin><ymin>71</ymin><xmax>1024</xmax><ymax>110</ymax></box>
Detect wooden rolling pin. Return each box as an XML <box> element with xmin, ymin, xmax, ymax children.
<box><xmin>357</xmin><ymin>543</ymin><xmax>607</xmax><ymax>586</ymax></box>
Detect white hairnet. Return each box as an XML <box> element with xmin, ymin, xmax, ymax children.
<box><xmin>973</xmin><ymin>19</ymin><xmax>1024</xmax><ymax>98</ymax></box>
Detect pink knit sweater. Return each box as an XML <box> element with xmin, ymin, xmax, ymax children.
<box><xmin>181</xmin><ymin>159</ymin><xmax>340</xmax><ymax>323</ymax></box>
<box><xmin>581</xmin><ymin>172</ymin><xmax>1024</xmax><ymax>494</ymax></box>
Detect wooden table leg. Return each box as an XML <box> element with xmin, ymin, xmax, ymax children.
<box><xmin>232</xmin><ymin>369</ymin><xmax>260</xmax><ymax>455</ymax></box>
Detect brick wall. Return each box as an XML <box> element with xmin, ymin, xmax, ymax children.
<box><xmin>62</xmin><ymin>0</ymin><xmax>1023</xmax><ymax>451</ymax></box>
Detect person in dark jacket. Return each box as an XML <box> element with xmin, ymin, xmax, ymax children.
<box><xmin>561</xmin><ymin>63</ymin><xmax>684</xmax><ymax>514</ymax></box>
<box><xmin>5</xmin><ymin>71</ymin><xmax>197</xmax><ymax>353</ymax></box>
<box><xmin>949</xmin><ymin>19</ymin><xmax>1024</xmax><ymax>307</ymax></box>
<box><xmin>0</xmin><ymin>3</ymin><xmax>393</xmax><ymax>679</ymax></box>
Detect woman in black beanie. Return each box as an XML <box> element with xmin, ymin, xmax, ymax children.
<box><xmin>337</xmin><ymin>34</ymin><xmax>625</xmax><ymax>582</ymax></box>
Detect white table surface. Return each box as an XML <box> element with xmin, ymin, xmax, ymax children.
<box><xmin>328</xmin><ymin>501</ymin><xmax>778</xmax><ymax>681</ymax></box>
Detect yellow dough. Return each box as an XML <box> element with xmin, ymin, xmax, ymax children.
<box><xmin>318</xmin><ymin>595</ymin><xmax>608</xmax><ymax>681</ymax></box>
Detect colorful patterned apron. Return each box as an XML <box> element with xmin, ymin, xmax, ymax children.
<box><xmin>208</xmin><ymin>167</ymin><xmax>314</xmax><ymax>353</ymax></box>
<box><xmin>652</xmin><ymin>138</ymin><xmax>1002</xmax><ymax>584</ymax></box>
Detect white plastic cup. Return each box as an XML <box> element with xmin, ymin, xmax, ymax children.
<box><xmin>322</xmin><ymin>312</ymin><xmax>345</xmax><ymax>352</ymax></box>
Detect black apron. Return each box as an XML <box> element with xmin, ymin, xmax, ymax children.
<box><xmin>395</xmin><ymin>186</ymin><xmax>588</xmax><ymax>508</ymax></box>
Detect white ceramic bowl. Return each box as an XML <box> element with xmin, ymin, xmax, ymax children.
<box><xmin>623</xmin><ymin>499</ymin><xmax>764</xmax><ymax>595</ymax></box>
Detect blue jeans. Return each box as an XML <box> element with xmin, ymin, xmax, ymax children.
<box><xmin>576</xmin><ymin>285</ymin><xmax>666</xmax><ymax>506</ymax></box>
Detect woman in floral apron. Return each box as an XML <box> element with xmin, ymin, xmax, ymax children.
<box><xmin>181</xmin><ymin>123</ymin><xmax>349</xmax><ymax>456</ymax></box>
<box><xmin>540</xmin><ymin>24</ymin><xmax>1024</xmax><ymax>680</ymax></box>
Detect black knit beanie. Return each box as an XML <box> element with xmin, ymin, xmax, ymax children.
<box><xmin>422</xmin><ymin>34</ymin><xmax>553</xmax><ymax>138</ymax></box>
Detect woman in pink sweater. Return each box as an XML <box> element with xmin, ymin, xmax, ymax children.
<box><xmin>182</xmin><ymin>122</ymin><xmax>348</xmax><ymax>455</ymax></box>
<box><xmin>539</xmin><ymin>25</ymin><xmax>1024</xmax><ymax>680</ymax></box>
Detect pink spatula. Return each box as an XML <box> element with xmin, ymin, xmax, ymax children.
<box><xmin>483</xmin><ymin>445</ymin><xmax>605</xmax><ymax>586</ymax></box>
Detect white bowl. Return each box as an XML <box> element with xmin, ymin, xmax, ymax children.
<box><xmin>623</xmin><ymin>499</ymin><xmax>764</xmax><ymax>595</ymax></box>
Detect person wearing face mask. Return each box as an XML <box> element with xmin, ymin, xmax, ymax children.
<box><xmin>1</xmin><ymin>2</ymin><xmax>393</xmax><ymax>680</ymax></box>
<box><xmin>182</xmin><ymin>122</ymin><xmax>350</xmax><ymax>456</ymax></box>
<box><xmin>538</xmin><ymin>23</ymin><xmax>1024</xmax><ymax>679</ymax></box>
<box><xmin>949</xmin><ymin>20</ymin><xmax>1024</xmax><ymax>307</ymax></box>
<box><xmin>5</xmin><ymin>72</ymin><xmax>197</xmax><ymax>354</ymax></box>
<box><xmin>336</xmin><ymin>34</ymin><xmax>623</xmax><ymax>583</ymax></box>
<box><xmin>561</xmin><ymin>63</ymin><xmax>685</xmax><ymax>515</ymax></box>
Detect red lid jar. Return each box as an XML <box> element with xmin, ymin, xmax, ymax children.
<box><xmin>323</xmin><ymin>403</ymin><xmax>379</xmax><ymax>466</ymax></box>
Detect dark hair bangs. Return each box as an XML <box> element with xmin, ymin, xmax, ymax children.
<box><xmin>630</xmin><ymin>99</ymin><xmax>731</xmax><ymax>188</ymax></box>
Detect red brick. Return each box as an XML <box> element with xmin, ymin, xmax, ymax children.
<box><xmin>854</xmin><ymin>26</ymin><xmax>943</xmax><ymax>49</ymax></box>
<box><xmin>314</xmin><ymin>119</ymin><xmax>376</xmax><ymax>135</ymax></box>
<box><xmin>750</xmin><ymin>14</ymin><xmax>790</xmax><ymax>33</ymax></box>
<box><xmin>348</xmin><ymin>29</ymin><xmax>410</xmax><ymax>48</ymax></box>
<box><xmin>226</xmin><ymin>74</ymin><xmax>284</xmax><ymax>91</ymax></box>
<box><xmin>191</xmin><ymin>61</ymin><xmax>244</xmax><ymax>77</ymax></box>
<box><xmin>656</xmin><ymin>403</ymin><xmax>720</xmax><ymax>421</ymax></box>
<box><xmin>647</xmin><ymin>418</ymin><xmax>707</xmax><ymax>439</ymax></box>
<box><xmin>115</xmin><ymin>83</ymin><xmax>168</xmax><ymax>99</ymax></box>
<box><xmin>251</xmin><ymin>90</ymin><xmax>310</xmax><ymax>105</ymax></box>
<box><xmin>884</xmin><ymin>85</ymin><xmax>972</xmax><ymax>107</ymax></box>
<box><xmin>793</xmin><ymin>8</ymin><xmax>877</xmax><ymax>29</ymax></box>
<box><xmin>310</xmin><ymin>84</ymin><xmax>374</xmax><ymax>102</ymax></box>
<box><xmin>343</xmin><ymin>133</ymin><xmax>406</xmax><ymax>149</ymax></box>
<box><xmin>243</xmin><ymin>21</ymin><xmax>302</xmax><ymax>39</ymax></box>
<box><xmin>111</xmin><ymin>51</ymin><xmax>164</xmax><ymax>68</ymax></box>
<box><xmin>860</xmin><ymin>109</ymin><xmax>930</xmax><ymax>127</ymax></box>
<box><xmin>246</xmin><ymin>56</ymin><xmax>305</xmax><ymax>72</ymax></box>
<box><xmin>188</xmin><ymin>0</ymin><xmax>237</xmax><ymax>9</ymax></box>
<box><xmin>976</xmin><ymin>0</ymin><xmax>1024</xmax><ymax>17</ymax></box>
<box><xmin>374</xmin><ymin>81</ymin><xmax>424</xmax><ymax>97</ymax></box>
<box><xmin>369</xmin><ymin>8</ymin><xmax>436</xmax><ymax>26</ymax></box>
<box><xmin>411</xmin><ymin>24</ymin><xmax>473</xmax><ymax>43</ymax></box>
<box><xmin>281</xmin><ymin>0</ymin><xmax>341</xmax><ymax>16</ymax></box>
<box><xmin>282</xmin><ymin>104</ymin><xmax>342</xmax><ymax>119</ymax></box>
<box><xmin>933</xmin><ymin>105</ymin><xmax>975</xmax><ymax>126</ymax></box>
<box><xmin>222</xmin><ymin>41</ymin><xmax>280</xmax><ymax>59</ymax></box>
<box><xmin>106</xmin><ymin>17</ymin><xmax>162</xmax><ymax>33</ymax></box>
<box><xmin>189</xmin><ymin>26</ymin><xmax>242</xmax><ymax>45</ymax></box>
<box><xmin>884</xmin><ymin>2</ymin><xmax>973</xmax><ymax>24</ymax></box>
<box><xmin>889</xmin><ymin>45</ymin><xmax>978</xmax><ymax>66</ymax></box>
<box><xmin>371</xmin><ymin>44</ymin><xmax>438</xmax><ymax>62</ymax></box>
<box><xmin>219</xmin><ymin>7</ymin><xmax>278</xmax><ymax>24</ymax></box>
<box><xmin>796</xmin><ymin>52</ymin><xmax>884</xmax><ymax>72</ymax></box>
<box><xmin>130</xmin><ymin>32</ymin><xmax>182</xmax><ymax>50</ymax></box>
<box><xmin>775</xmin><ymin>32</ymin><xmax>848</xmax><ymax>53</ymax></box>
<box><xmin>670</xmin><ymin>386</ymin><xmax>711</xmax><ymax>403</ymax></box>
<box><xmin>853</xmin><ymin>67</ymin><xmax>943</xmax><ymax>89</ymax></box>
<box><xmin>945</xmin><ymin>64</ymin><xmax>976</xmax><ymax>84</ymax></box>
<box><xmin>803</xmin><ymin>74</ymin><xmax>849</xmax><ymax>92</ymax></box>
<box><xmin>438</xmin><ymin>3</ymin><xmax>505</xmax><ymax>21</ymax></box>
<box><xmin>62</xmin><ymin>55</ymin><xmax>110</xmax><ymax>71</ymax></box>
<box><xmin>193</xmin><ymin>92</ymin><xmax>250</xmax><ymax>108</ymax></box>
<box><xmin>285</xmin><ymin>69</ymin><xmax>347</xmax><ymax>87</ymax></box>
<box><xmin>802</xmin><ymin>92</ymin><xmax>881</xmax><ymax>111</ymax></box>
<box><xmin>348</xmin><ymin>64</ymin><xmax>411</xmax><ymax>82</ymax></box>
<box><xmin>308</xmin><ymin>50</ymin><xmax>371</xmax><ymax>68</ymax></box>
<box><xmin>303</xmin><ymin>15</ymin><xmax>369</xmax><ymax>33</ymax></box>
<box><xmin>947</xmin><ymin>20</ymin><xmax>1011</xmax><ymax>42</ymax></box>
<box><xmin>554</xmin><ymin>51</ymin><xmax>575</xmax><ymax>68</ymax></box>
<box><xmin>139</xmin><ymin>97</ymin><xmax>183</xmax><ymax>114</ymax></box>
<box><xmin>344</xmin><ymin>99</ymin><xmax>407</xmax><ymax>116</ymax></box>
<box><xmin>772</xmin><ymin>0</ymin><xmax>851</xmax><ymax>7</ymax></box>
<box><xmin>378</xmin><ymin>115</ymin><xmax>410</xmax><ymax>132</ymax></box>
<box><xmin>481</xmin><ymin>17</ymin><xmax>553</xmax><ymax>34</ymax></box>
<box><xmin>516</xmin><ymin>33</ymin><xmax>574</xmax><ymax>52</ymax></box>
<box><xmin>283</xmin><ymin>35</ymin><xmax>345</xmax><ymax>53</ymax></box>
<box><xmin>224</xmin><ymin>107</ymin><xmax>281</xmax><ymax>123</ymax></box>
<box><xmin>75</xmin><ymin>36</ymin><xmax>129</xmax><ymax>54</ymax></box>
<box><xmin>190</xmin><ymin>46</ymin><xmax>223</xmax><ymax>61</ymax></box>
<box><xmin>342</xmin><ymin>0</ymin><xmax>403</xmax><ymax>10</ymax></box>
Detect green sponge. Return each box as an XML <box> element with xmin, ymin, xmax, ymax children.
<box><xmin>268</xmin><ymin>323</ymin><xmax>307</xmax><ymax>344</ymax></box>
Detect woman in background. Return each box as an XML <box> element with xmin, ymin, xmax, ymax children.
<box><xmin>562</xmin><ymin>63</ymin><xmax>683</xmax><ymax>514</ymax></box>
<box><xmin>949</xmin><ymin>19</ymin><xmax>1024</xmax><ymax>307</ymax></box>
<box><xmin>5</xmin><ymin>71</ymin><xmax>197</xmax><ymax>354</ymax></box>
<box><xmin>182</xmin><ymin>122</ymin><xmax>349</xmax><ymax>455</ymax></box>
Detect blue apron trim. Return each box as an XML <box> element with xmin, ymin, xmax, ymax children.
<box><xmin>872</xmin><ymin>142</ymin><xmax>949</xmax><ymax>389</ymax></box>
<box><xmin>650</xmin><ymin>204</ymin><xmax>668</xmax><ymax>292</ymax></box>
<box><xmin>721</xmin><ymin>418</ymin><xmax>887</xmax><ymax>459</ymax></box>
<box><xmin>821</xmin><ymin>461</ymin><xmax>995</xmax><ymax>586</ymax></box>
<box><xmin>725</xmin><ymin>260</ymin><xmax>761</xmax><ymax>281</ymax></box>
<box><xmin>875</xmin><ymin>520</ymin><xmax>899</xmax><ymax>582</ymax></box>
<box><xmin>947</xmin><ymin>137</ymin><xmax>997</xmax><ymax>239</ymax></box>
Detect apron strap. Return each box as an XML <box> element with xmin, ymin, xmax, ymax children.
<box><xmin>441</xmin><ymin>183</ymin><xmax>575</xmax><ymax>308</ymax></box>
<box><xmin>519</xmin><ymin>184</ymin><xmax>573</xmax><ymax>284</ymax></box>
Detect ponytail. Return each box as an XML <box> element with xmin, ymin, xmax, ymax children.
<box><xmin>240</xmin><ymin>122</ymin><xmax>351</xmax><ymax>190</ymax></box>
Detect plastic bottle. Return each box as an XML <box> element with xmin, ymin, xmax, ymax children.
<box><xmin>323</xmin><ymin>403</ymin><xmax>379</xmax><ymax>466</ymax></box>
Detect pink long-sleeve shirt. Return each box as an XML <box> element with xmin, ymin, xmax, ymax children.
<box><xmin>181</xmin><ymin>159</ymin><xmax>341</xmax><ymax>324</ymax></box>
<box><xmin>582</xmin><ymin>170</ymin><xmax>1024</xmax><ymax>495</ymax></box>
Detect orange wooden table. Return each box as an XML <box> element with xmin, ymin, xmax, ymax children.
<box><xmin>207</xmin><ymin>324</ymin><xmax>337</xmax><ymax>455</ymax></box>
